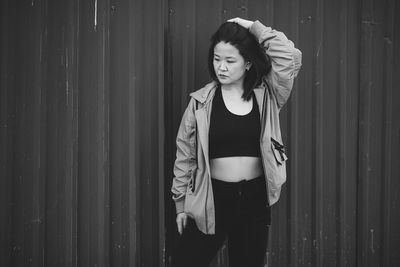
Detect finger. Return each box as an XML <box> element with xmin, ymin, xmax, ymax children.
<box><xmin>183</xmin><ymin>215</ymin><xmax>188</xmax><ymax>229</ymax></box>
<box><xmin>177</xmin><ymin>219</ymin><xmax>183</xmax><ymax>235</ymax></box>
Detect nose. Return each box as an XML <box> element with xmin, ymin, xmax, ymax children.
<box><xmin>218</xmin><ymin>62</ymin><xmax>228</xmax><ymax>71</ymax></box>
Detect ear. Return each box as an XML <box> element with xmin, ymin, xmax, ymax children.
<box><xmin>246</xmin><ymin>62</ymin><xmax>252</xmax><ymax>70</ymax></box>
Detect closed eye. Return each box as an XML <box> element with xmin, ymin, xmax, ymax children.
<box><xmin>213</xmin><ymin>54</ymin><xmax>222</xmax><ymax>61</ymax></box>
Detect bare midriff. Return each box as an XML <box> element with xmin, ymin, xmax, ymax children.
<box><xmin>210</xmin><ymin>156</ymin><xmax>263</xmax><ymax>182</ymax></box>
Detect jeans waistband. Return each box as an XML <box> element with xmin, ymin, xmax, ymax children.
<box><xmin>211</xmin><ymin>175</ymin><xmax>266</xmax><ymax>193</ymax></box>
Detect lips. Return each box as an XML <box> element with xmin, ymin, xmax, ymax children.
<box><xmin>218</xmin><ymin>74</ymin><xmax>228</xmax><ymax>79</ymax></box>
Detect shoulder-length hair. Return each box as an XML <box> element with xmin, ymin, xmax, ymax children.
<box><xmin>208</xmin><ymin>22</ymin><xmax>271</xmax><ymax>101</ymax></box>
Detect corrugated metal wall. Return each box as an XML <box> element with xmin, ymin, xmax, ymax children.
<box><xmin>1</xmin><ymin>0</ymin><xmax>165</xmax><ymax>266</ymax></box>
<box><xmin>165</xmin><ymin>0</ymin><xmax>400</xmax><ymax>266</ymax></box>
<box><xmin>1</xmin><ymin>0</ymin><xmax>399</xmax><ymax>267</ymax></box>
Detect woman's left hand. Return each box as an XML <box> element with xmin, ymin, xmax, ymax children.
<box><xmin>227</xmin><ymin>17</ymin><xmax>254</xmax><ymax>29</ymax></box>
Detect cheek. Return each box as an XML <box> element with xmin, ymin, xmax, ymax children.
<box><xmin>233</xmin><ymin>64</ymin><xmax>246</xmax><ymax>76</ymax></box>
<box><xmin>213</xmin><ymin>61</ymin><xmax>218</xmax><ymax>72</ymax></box>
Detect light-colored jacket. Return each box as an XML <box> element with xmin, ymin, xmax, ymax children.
<box><xmin>171</xmin><ymin>21</ymin><xmax>302</xmax><ymax>234</ymax></box>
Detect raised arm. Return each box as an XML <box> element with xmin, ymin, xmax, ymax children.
<box><xmin>229</xmin><ymin>18</ymin><xmax>302</xmax><ymax>108</ymax></box>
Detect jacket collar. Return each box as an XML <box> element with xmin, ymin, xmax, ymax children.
<box><xmin>189</xmin><ymin>80</ymin><xmax>267</xmax><ymax>111</ymax></box>
<box><xmin>189</xmin><ymin>81</ymin><xmax>218</xmax><ymax>104</ymax></box>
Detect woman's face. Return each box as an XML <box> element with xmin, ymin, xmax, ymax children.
<box><xmin>213</xmin><ymin>41</ymin><xmax>248</xmax><ymax>86</ymax></box>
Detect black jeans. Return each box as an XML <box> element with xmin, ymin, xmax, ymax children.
<box><xmin>172</xmin><ymin>176</ymin><xmax>271</xmax><ymax>267</ymax></box>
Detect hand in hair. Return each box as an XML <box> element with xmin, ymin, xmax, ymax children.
<box><xmin>227</xmin><ymin>17</ymin><xmax>254</xmax><ymax>29</ymax></box>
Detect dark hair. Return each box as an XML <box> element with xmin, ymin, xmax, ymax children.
<box><xmin>208</xmin><ymin>22</ymin><xmax>271</xmax><ymax>101</ymax></box>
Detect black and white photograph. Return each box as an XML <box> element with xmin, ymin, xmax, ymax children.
<box><xmin>1</xmin><ymin>0</ymin><xmax>399</xmax><ymax>266</ymax></box>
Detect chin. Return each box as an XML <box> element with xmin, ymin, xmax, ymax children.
<box><xmin>218</xmin><ymin>79</ymin><xmax>231</xmax><ymax>85</ymax></box>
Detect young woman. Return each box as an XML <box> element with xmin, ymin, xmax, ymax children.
<box><xmin>171</xmin><ymin>17</ymin><xmax>302</xmax><ymax>267</ymax></box>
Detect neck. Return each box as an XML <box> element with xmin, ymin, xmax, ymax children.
<box><xmin>221</xmin><ymin>81</ymin><xmax>244</xmax><ymax>95</ymax></box>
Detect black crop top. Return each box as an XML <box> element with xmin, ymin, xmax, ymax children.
<box><xmin>209</xmin><ymin>86</ymin><xmax>261</xmax><ymax>159</ymax></box>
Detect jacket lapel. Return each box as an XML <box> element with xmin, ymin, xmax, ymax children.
<box><xmin>193</xmin><ymin>86</ymin><xmax>216</xmax><ymax>176</ymax></box>
<box><xmin>195</xmin><ymin>108</ymin><xmax>209</xmax><ymax>164</ymax></box>
<box><xmin>253</xmin><ymin>88</ymin><xmax>265</xmax><ymax>115</ymax></box>
<box><xmin>254</xmin><ymin>87</ymin><xmax>267</xmax><ymax>141</ymax></box>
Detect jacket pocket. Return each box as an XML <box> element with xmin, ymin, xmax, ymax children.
<box><xmin>271</xmin><ymin>138</ymin><xmax>288</xmax><ymax>165</ymax></box>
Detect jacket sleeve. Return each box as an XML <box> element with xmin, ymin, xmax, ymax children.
<box><xmin>250</xmin><ymin>20</ymin><xmax>302</xmax><ymax>108</ymax></box>
<box><xmin>171</xmin><ymin>98</ymin><xmax>197</xmax><ymax>214</ymax></box>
